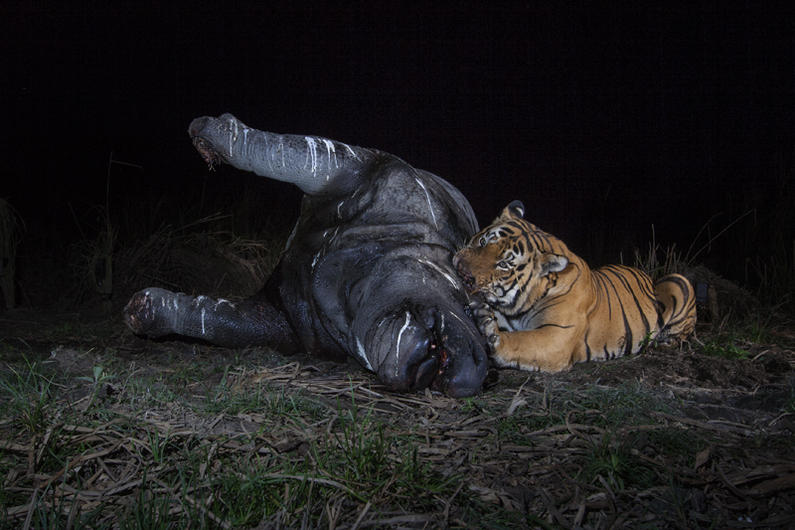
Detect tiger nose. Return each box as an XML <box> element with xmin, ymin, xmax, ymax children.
<box><xmin>452</xmin><ymin>255</ymin><xmax>475</xmax><ymax>291</ymax></box>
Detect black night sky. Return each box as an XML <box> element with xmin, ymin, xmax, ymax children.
<box><xmin>4</xmin><ymin>3</ymin><xmax>795</xmax><ymax>299</ymax></box>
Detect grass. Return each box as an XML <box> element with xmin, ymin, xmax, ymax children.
<box><xmin>0</xmin><ymin>356</ymin><xmax>55</xmax><ymax>434</ymax></box>
<box><xmin>0</xmin><ymin>333</ymin><xmax>792</xmax><ymax>528</ymax></box>
<box><xmin>1</xmin><ymin>264</ymin><xmax>794</xmax><ymax>529</ymax></box>
<box><xmin>702</xmin><ymin>339</ymin><xmax>752</xmax><ymax>360</ymax></box>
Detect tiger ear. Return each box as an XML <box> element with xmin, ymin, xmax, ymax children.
<box><xmin>540</xmin><ymin>253</ymin><xmax>568</xmax><ymax>276</ymax></box>
<box><xmin>497</xmin><ymin>200</ymin><xmax>525</xmax><ymax>221</ymax></box>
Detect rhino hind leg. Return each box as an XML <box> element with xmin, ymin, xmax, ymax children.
<box><xmin>188</xmin><ymin>114</ymin><xmax>375</xmax><ymax>196</ymax></box>
<box><xmin>123</xmin><ymin>288</ymin><xmax>297</xmax><ymax>351</ymax></box>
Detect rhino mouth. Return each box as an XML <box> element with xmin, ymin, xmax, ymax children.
<box><xmin>410</xmin><ymin>334</ymin><xmax>451</xmax><ymax>392</ymax></box>
<box><xmin>365</xmin><ymin>306</ymin><xmax>483</xmax><ymax>396</ymax></box>
<box><xmin>363</xmin><ymin>309</ymin><xmax>438</xmax><ymax>391</ymax></box>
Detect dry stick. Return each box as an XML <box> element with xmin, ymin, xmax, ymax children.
<box><xmin>359</xmin><ymin>514</ymin><xmax>434</xmax><ymax>527</ymax></box>
<box><xmin>40</xmin><ymin>441</ymin><xmax>122</xmax><ymax>491</ymax></box>
<box><xmin>651</xmin><ymin>411</ymin><xmax>754</xmax><ymax>436</ymax></box>
<box><xmin>350</xmin><ymin>500</ymin><xmax>372</xmax><ymax>530</ymax></box>
<box><xmin>442</xmin><ymin>481</ymin><xmax>465</xmax><ymax>527</ymax></box>
<box><xmin>573</xmin><ymin>500</ymin><xmax>586</xmax><ymax>528</ymax></box>
<box><xmin>260</xmin><ymin>473</ymin><xmax>363</xmax><ymax>501</ymax></box>
<box><xmin>540</xmin><ymin>488</ymin><xmax>566</xmax><ymax>527</ymax></box>
<box><xmin>35</xmin><ymin>425</ymin><xmax>57</xmax><ymax>469</ymax></box>
<box><xmin>505</xmin><ymin>375</ymin><xmax>533</xmax><ymax>416</ymax></box>
<box><xmin>0</xmin><ymin>440</ymin><xmax>32</xmax><ymax>452</ymax></box>
<box><xmin>714</xmin><ymin>464</ymin><xmax>761</xmax><ymax>514</ymax></box>
<box><xmin>152</xmin><ymin>477</ymin><xmax>231</xmax><ymax>530</ymax></box>
<box><xmin>21</xmin><ymin>488</ymin><xmax>38</xmax><ymax>530</ymax></box>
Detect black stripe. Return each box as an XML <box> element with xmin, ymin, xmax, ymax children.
<box><xmin>535</xmin><ymin>322</ymin><xmax>575</xmax><ymax>330</ymax></box>
<box><xmin>656</xmin><ymin>274</ymin><xmax>695</xmax><ymax>328</ymax></box>
<box><xmin>595</xmin><ymin>268</ymin><xmax>634</xmax><ymax>356</ymax></box>
<box><xmin>602</xmin><ymin>266</ymin><xmax>654</xmax><ymax>337</ymax></box>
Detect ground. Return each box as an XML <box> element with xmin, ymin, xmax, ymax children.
<box><xmin>1</xmin><ymin>307</ymin><xmax>793</xmax><ymax>528</ymax></box>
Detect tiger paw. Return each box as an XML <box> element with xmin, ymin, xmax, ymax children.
<box><xmin>468</xmin><ymin>302</ymin><xmax>501</xmax><ymax>350</ymax></box>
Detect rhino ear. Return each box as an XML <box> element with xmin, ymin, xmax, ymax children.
<box><xmin>540</xmin><ymin>253</ymin><xmax>568</xmax><ymax>276</ymax></box>
<box><xmin>497</xmin><ymin>200</ymin><xmax>525</xmax><ymax>221</ymax></box>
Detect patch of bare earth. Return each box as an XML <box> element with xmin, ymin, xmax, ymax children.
<box><xmin>1</xmin><ymin>309</ymin><xmax>793</xmax><ymax>528</ymax></box>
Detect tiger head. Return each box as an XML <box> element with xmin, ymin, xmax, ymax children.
<box><xmin>452</xmin><ymin>201</ymin><xmax>571</xmax><ymax>315</ymax></box>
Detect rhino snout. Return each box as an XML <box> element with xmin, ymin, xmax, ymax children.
<box><xmin>369</xmin><ymin>306</ymin><xmax>487</xmax><ymax>397</ymax></box>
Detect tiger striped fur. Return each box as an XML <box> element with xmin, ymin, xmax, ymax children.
<box><xmin>452</xmin><ymin>201</ymin><xmax>696</xmax><ymax>372</ymax></box>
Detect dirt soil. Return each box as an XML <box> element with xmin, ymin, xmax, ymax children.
<box><xmin>1</xmin><ymin>306</ymin><xmax>794</xmax><ymax>528</ymax></box>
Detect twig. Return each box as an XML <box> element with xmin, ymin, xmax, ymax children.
<box><xmin>350</xmin><ymin>500</ymin><xmax>371</xmax><ymax>530</ymax></box>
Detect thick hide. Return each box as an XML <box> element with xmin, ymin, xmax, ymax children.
<box><xmin>124</xmin><ymin>114</ymin><xmax>488</xmax><ymax>397</ymax></box>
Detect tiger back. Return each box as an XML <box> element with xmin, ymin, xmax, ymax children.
<box><xmin>452</xmin><ymin>200</ymin><xmax>696</xmax><ymax>372</ymax></box>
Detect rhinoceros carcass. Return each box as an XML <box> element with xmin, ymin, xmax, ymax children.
<box><xmin>123</xmin><ymin>114</ymin><xmax>487</xmax><ymax>397</ymax></box>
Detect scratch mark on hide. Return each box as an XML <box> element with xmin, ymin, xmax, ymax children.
<box><xmin>304</xmin><ymin>137</ymin><xmax>319</xmax><ymax>176</ymax></box>
<box><xmin>416</xmin><ymin>258</ymin><xmax>460</xmax><ymax>289</ymax></box>
<box><xmin>355</xmin><ymin>337</ymin><xmax>373</xmax><ymax>371</ymax></box>
<box><xmin>228</xmin><ymin>119</ymin><xmax>238</xmax><ymax>155</ymax></box>
<box><xmin>395</xmin><ymin>311</ymin><xmax>412</xmax><ymax>377</ymax></box>
<box><xmin>214</xmin><ymin>299</ymin><xmax>235</xmax><ymax>310</ymax></box>
<box><xmin>414</xmin><ymin>177</ymin><xmax>438</xmax><ymax>229</ymax></box>
<box><xmin>284</xmin><ymin>219</ymin><xmax>299</xmax><ymax>251</ymax></box>
<box><xmin>321</xmin><ymin>139</ymin><xmax>338</xmax><ymax>180</ymax></box>
<box><xmin>446</xmin><ymin>310</ymin><xmax>469</xmax><ymax>330</ymax></box>
<box><xmin>345</xmin><ymin>144</ymin><xmax>361</xmax><ymax>161</ymax></box>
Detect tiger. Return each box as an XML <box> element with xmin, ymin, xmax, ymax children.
<box><xmin>452</xmin><ymin>200</ymin><xmax>696</xmax><ymax>372</ymax></box>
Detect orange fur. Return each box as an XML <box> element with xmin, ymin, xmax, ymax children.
<box><xmin>453</xmin><ymin>201</ymin><xmax>696</xmax><ymax>372</ymax></box>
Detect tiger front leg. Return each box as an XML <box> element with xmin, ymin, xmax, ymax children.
<box><xmin>469</xmin><ymin>302</ymin><xmax>502</xmax><ymax>350</ymax></box>
<box><xmin>493</xmin><ymin>328</ymin><xmax>581</xmax><ymax>372</ymax></box>
<box><xmin>469</xmin><ymin>302</ymin><xmax>578</xmax><ymax>372</ymax></box>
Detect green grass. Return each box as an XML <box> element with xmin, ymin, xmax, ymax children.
<box><xmin>581</xmin><ymin>435</ymin><xmax>657</xmax><ymax>491</ymax></box>
<box><xmin>558</xmin><ymin>382</ymin><xmax>673</xmax><ymax>428</ymax></box>
<box><xmin>202</xmin><ymin>371</ymin><xmax>327</xmax><ymax>421</ymax></box>
<box><xmin>701</xmin><ymin>338</ymin><xmax>751</xmax><ymax>360</ymax></box>
<box><xmin>0</xmin><ymin>356</ymin><xmax>55</xmax><ymax>434</ymax></box>
<box><xmin>1</xmin><ymin>316</ymin><xmax>791</xmax><ymax>528</ymax></box>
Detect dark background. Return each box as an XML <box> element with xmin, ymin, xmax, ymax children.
<box><xmin>3</xmin><ymin>3</ymin><xmax>794</xmax><ymax>303</ymax></box>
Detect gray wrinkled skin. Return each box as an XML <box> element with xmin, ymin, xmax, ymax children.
<box><xmin>123</xmin><ymin>114</ymin><xmax>488</xmax><ymax>397</ymax></box>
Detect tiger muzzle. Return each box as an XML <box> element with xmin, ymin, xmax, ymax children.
<box><xmin>452</xmin><ymin>255</ymin><xmax>476</xmax><ymax>292</ymax></box>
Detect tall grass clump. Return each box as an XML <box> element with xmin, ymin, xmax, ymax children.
<box><xmin>113</xmin><ymin>212</ymin><xmax>284</xmax><ymax>299</ymax></box>
<box><xmin>630</xmin><ymin>211</ymin><xmax>754</xmax><ymax>281</ymax></box>
<box><xmin>0</xmin><ymin>357</ymin><xmax>54</xmax><ymax>434</ymax></box>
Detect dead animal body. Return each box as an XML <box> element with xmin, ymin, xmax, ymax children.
<box><xmin>124</xmin><ymin>114</ymin><xmax>488</xmax><ymax>397</ymax></box>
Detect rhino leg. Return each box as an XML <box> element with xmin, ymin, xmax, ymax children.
<box><xmin>123</xmin><ymin>288</ymin><xmax>297</xmax><ymax>351</ymax></box>
<box><xmin>188</xmin><ymin>114</ymin><xmax>376</xmax><ymax>196</ymax></box>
